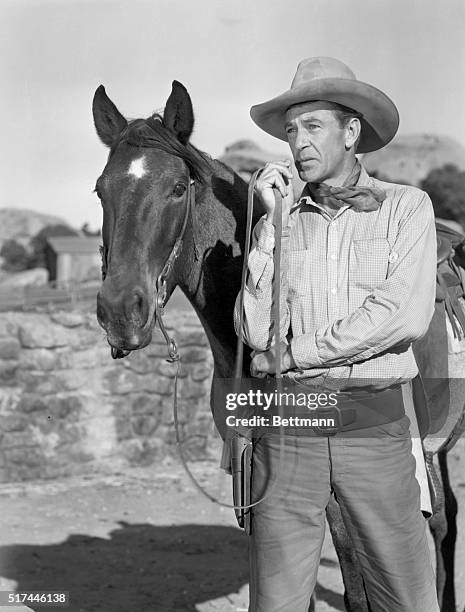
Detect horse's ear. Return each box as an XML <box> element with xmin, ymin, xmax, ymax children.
<box><xmin>162</xmin><ymin>80</ymin><xmax>194</xmax><ymax>145</ymax></box>
<box><xmin>92</xmin><ymin>85</ymin><xmax>128</xmax><ymax>147</ymax></box>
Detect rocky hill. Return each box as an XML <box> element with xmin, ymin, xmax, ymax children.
<box><xmin>0</xmin><ymin>208</ymin><xmax>72</xmax><ymax>251</ymax></box>
<box><xmin>219</xmin><ymin>139</ymin><xmax>305</xmax><ymax>194</ymax></box>
<box><xmin>362</xmin><ymin>134</ymin><xmax>465</xmax><ymax>186</ymax></box>
<box><xmin>220</xmin><ymin>135</ymin><xmax>465</xmax><ymax>196</ymax></box>
<box><xmin>219</xmin><ymin>139</ymin><xmax>286</xmax><ymax>179</ymax></box>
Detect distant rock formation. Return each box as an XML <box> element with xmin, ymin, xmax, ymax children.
<box><xmin>221</xmin><ymin>135</ymin><xmax>465</xmax><ymax>192</ymax></box>
<box><xmin>362</xmin><ymin>134</ymin><xmax>465</xmax><ymax>186</ymax></box>
<box><xmin>219</xmin><ymin>140</ymin><xmax>284</xmax><ymax>179</ymax></box>
<box><xmin>0</xmin><ymin>208</ymin><xmax>72</xmax><ymax>251</ymax></box>
<box><xmin>219</xmin><ymin>140</ymin><xmax>305</xmax><ymax>194</ymax></box>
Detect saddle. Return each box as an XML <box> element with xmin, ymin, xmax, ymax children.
<box><xmin>435</xmin><ymin>221</ymin><xmax>465</xmax><ymax>339</ymax></box>
<box><xmin>412</xmin><ymin>221</ymin><xmax>465</xmax><ymax>438</ymax></box>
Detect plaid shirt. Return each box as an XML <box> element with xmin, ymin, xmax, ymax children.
<box><xmin>234</xmin><ymin>165</ymin><xmax>437</xmax><ymax>389</ymax></box>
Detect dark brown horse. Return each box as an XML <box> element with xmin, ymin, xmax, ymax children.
<box><xmin>93</xmin><ymin>81</ymin><xmax>464</xmax><ymax>611</ymax></box>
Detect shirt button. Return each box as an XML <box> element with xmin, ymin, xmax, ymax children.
<box><xmin>330</xmin><ymin>287</ymin><xmax>337</xmax><ymax>295</ymax></box>
<box><xmin>330</xmin><ymin>253</ymin><xmax>337</xmax><ymax>261</ymax></box>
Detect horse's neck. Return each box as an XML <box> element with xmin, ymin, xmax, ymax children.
<box><xmin>176</xmin><ymin>161</ymin><xmax>254</xmax><ymax>378</ymax></box>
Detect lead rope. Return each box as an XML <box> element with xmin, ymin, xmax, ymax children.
<box><xmin>170</xmin><ymin>169</ymin><xmax>287</xmax><ymax>520</ymax></box>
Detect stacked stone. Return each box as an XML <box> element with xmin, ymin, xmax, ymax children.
<box><xmin>0</xmin><ymin>306</ymin><xmax>214</xmax><ymax>483</ymax></box>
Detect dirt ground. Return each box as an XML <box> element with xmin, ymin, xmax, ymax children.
<box><xmin>0</xmin><ymin>439</ymin><xmax>464</xmax><ymax>612</ymax></box>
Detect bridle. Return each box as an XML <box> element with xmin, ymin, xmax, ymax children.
<box><xmin>108</xmin><ymin>177</ymin><xmax>195</xmax><ymax>362</ymax></box>
<box><xmin>144</xmin><ymin>177</ymin><xmax>196</xmax><ymax>363</ymax></box>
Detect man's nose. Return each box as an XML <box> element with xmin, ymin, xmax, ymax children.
<box><xmin>294</xmin><ymin>126</ymin><xmax>311</xmax><ymax>151</ymax></box>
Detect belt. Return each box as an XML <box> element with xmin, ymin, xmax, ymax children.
<box><xmin>251</xmin><ymin>383</ymin><xmax>406</xmax><ymax>436</ymax></box>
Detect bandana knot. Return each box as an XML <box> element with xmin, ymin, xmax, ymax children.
<box><xmin>306</xmin><ymin>163</ymin><xmax>386</xmax><ymax>212</ymax></box>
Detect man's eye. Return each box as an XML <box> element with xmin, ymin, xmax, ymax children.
<box><xmin>172</xmin><ymin>183</ymin><xmax>187</xmax><ymax>197</ymax></box>
<box><xmin>286</xmin><ymin>127</ymin><xmax>297</xmax><ymax>135</ymax></box>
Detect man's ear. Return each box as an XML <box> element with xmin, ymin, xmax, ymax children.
<box><xmin>93</xmin><ymin>85</ymin><xmax>128</xmax><ymax>147</ymax></box>
<box><xmin>345</xmin><ymin>117</ymin><xmax>361</xmax><ymax>151</ymax></box>
<box><xmin>163</xmin><ymin>80</ymin><xmax>194</xmax><ymax>145</ymax></box>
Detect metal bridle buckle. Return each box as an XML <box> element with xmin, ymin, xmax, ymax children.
<box><xmin>156</xmin><ymin>278</ymin><xmax>167</xmax><ymax>312</ymax></box>
<box><xmin>166</xmin><ymin>338</ymin><xmax>179</xmax><ymax>363</ymax></box>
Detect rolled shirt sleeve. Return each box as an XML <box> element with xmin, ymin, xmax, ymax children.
<box><xmin>290</xmin><ymin>192</ymin><xmax>437</xmax><ymax>369</ymax></box>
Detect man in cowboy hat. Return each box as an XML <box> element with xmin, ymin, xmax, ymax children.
<box><xmin>235</xmin><ymin>57</ymin><xmax>439</xmax><ymax>611</ymax></box>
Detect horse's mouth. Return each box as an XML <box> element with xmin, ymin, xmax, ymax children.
<box><xmin>106</xmin><ymin>329</ymin><xmax>153</xmax><ymax>358</ymax></box>
<box><xmin>110</xmin><ymin>345</ymin><xmax>131</xmax><ymax>359</ymax></box>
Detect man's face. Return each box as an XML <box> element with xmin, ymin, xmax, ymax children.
<box><xmin>285</xmin><ymin>101</ymin><xmax>350</xmax><ymax>184</ymax></box>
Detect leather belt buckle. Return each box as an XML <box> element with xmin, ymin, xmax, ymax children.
<box><xmin>313</xmin><ymin>405</ymin><xmax>343</xmax><ymax>436</ymax></box>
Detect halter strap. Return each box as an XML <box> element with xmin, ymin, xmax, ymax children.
<box><xmin>140</xmin><ymin>179</ymin><xmax>196</xmax><ymax>362</ymax></box>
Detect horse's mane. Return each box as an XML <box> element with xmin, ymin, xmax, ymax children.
<box><xmin>111</xmin><ymin>115</ymin><xmax>212</xmax><ymax>183</ymax></box>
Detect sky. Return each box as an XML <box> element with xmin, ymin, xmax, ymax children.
<box><xmin>1</xmin><ymin>0</ymin><xmax>464</xmax><ymax>231</ymax></box>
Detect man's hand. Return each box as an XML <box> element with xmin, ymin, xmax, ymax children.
<box><xmin>255</xmin><ymin>161</ymin><xmax>295</xmax><ymax>227</ymax></box>
<box><xmin>250</xmin><ymin>342</ymin><xmax>296</xmax><ymax>377</ymax></box>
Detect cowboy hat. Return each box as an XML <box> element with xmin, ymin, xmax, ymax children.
<box><xmin>250</xmin><ymin>57</ymin><xmax>399</xmax><ymax>153</ymax></box>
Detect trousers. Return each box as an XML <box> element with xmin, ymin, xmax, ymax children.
<box><xmin>248</xmin><ymin>415</ymin><xmax>439</xmax><ymax>612</ymax></box>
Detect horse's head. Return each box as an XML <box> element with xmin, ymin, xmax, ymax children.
<box><xmin>93</xmin><ymin>81</ymin><xmax>207</xmax><ymax>355</ymax></box>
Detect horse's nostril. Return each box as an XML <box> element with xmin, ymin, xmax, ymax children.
<box><xmin>126</xmin><ymin>288</ymin><xmax>148</xmax><ymax>325</ymax></box>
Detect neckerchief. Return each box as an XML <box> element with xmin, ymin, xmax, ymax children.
<box><xmin>305</xmin><ymin>162</ymin><xmax>386</xmax><ymax>212</ymax></box>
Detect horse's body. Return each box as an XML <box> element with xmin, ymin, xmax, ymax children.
<box><xmin>93</xmin><ymin>81</ymin><xmax>464</xmax><ymax>611</ymax></box>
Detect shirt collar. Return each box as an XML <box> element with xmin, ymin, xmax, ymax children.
<box><xmin>356</xmin><ymin>164</ymin><xmax>373</xmax><ymax>188</ymax></box>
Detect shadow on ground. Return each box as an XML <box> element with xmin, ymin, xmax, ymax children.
<box><xmin>0</xmin><ymin>521</ymin><xmax>344</xmax><ymax>612</ymax></box>
<box><xmin>0</xmin><ymin>522</ymin><xmax>247</xmax><ymax>612</ymax></box>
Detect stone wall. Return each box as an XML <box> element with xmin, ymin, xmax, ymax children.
<box><xmin>0</xmin><ymin>304</ymin><xmax>216</xmax><ymax>483</ymax></box>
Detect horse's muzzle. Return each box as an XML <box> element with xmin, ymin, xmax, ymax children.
<box><xmin>97</xmin><ymin>285</ymin><xmax>154</xmax><ymax>352</ymax></box>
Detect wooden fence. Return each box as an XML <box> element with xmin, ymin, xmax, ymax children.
<box><xmin>0</xmin><ymin>281</ymin><xmax>100</xmax><ymax>311</ymax></box>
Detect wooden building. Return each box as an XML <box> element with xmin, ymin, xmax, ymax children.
<box><xmin>45</xmin><ymin>236</ymin><xmax>102</xmax><ymax>284</ymax></box>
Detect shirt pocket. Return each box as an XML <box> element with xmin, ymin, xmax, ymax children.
<box><xmin>349</xmin><ymin>238</ymin><xmax>390</xmax><ymax>293</ymax></box>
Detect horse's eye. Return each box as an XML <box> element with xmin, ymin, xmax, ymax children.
<box><xmin>172</xmin><ymin>183</ymin><xmax>187</xmax><ymax>198</ymax></box>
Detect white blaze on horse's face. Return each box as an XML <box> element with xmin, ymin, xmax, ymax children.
<box><xmin>127</xmin><ymin>156</ymin><xmax>147</xmax><ymax>179</ymax></box>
